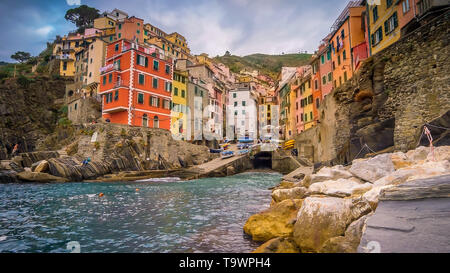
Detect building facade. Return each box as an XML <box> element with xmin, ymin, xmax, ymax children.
<box><xmin>99</xmin><ymin>39</ymin><xmax>173</xmax><ymax>129</ymax></box>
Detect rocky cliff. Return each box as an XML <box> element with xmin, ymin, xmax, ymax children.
<box><xmin>295</xmin><ymin>11</ymin><xmax>450</xmax><ymax>165</ymax></box>
<box><xmin>0</xmin><ymin>75</ymin><xmax>71</xmax><ymax>159</ymax></box>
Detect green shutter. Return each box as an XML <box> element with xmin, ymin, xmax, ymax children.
<box><xmin>145</xmin><ymin>57</ymin><xmax>148</xmax><ymax>67</ymax></box>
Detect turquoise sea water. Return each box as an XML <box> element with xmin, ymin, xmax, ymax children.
<box><xmin>0</xmin><ymin>172</ymin><xmax>282</xmax><ymax>253</ymax></box>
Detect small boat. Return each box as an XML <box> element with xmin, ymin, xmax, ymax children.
<box><xmin>221</xmin><ymin>151</ymin><xmax>235</xmax><ymax>159</ymax></box>
<box><xmin>210</xmin><ymin>148</ymin><xmax>224</xmax><ymax>154</ymax></box>
<box><xmin>238</xmin><ymin>138</ymin><xmax>254</xmax><ymax>144</ymax></box>
<box><xmin>238</xmin><ymin>149</ymin><xmax>250</xmax><ymax>155</ymax></box>
<box><xmin>221</xmin><ymin>143</ymin><xmax>231</xmax><ymax>150</ymax></box>
<box><xmin>237</xmin><ymin>143</ymin><xmax>250</xmax><ymax>150</ymax></box>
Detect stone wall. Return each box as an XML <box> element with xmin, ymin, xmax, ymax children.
<box><xmin>295</xmin><ymin>11</ymin><xmax>450</xmax><ymax>165</ymax></box>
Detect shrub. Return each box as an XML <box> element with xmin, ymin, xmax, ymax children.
<box><xmin>17</xmin><ymin>75</ymin><xmax>31</xmax><ymax>88</ymax></box>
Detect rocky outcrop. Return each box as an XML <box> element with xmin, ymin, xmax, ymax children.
<box><xmin>19</xmin><ymin>151</ymin><xmax>59</xmax><ymax>168</ymax></box>
<box><xmin>358</xmin><ymin>175</ymin><xmax>450</xmax><ymax>253</ymax></box>
<box><xmin>0</xmin><ymin>170</ymin><xmax>19</xmax><ymax>183</ymax></box>
<box><xmin>309</xmin><ymin>178</ymin><xmax>373</xmax><ymax>198</ymax></box>
<box><xmin>292</xmin><ymin>197</ymin><xmax>371</xmax><ymax>252</ymax></box>
<box><xmin>271</xmin><ymin>187</ymin><xmax>309</xmax><ymax>203</ymax></box>
<box><xmin>47</xmin><ymin>157</ymin><xmax>111</xmax><ymax>181</ymax></box>
<box><xmin>0</xmin><ymin>76</ymin><xmax>70</xmax><ymax>159</ymax></box>
<box><xmin>349</xmin><ymin>154</ymin><xmax>395</xmax><ymax>183</ymax></box>
<box><xmin>243</xmin><ymin>199</ymin><xmax>303</xmax><ymax>242</ymax></box>
<box><xmin>17</xmin><ymin>171</ymin><xmax>68</xmax><ymax>183</ymax></box>
<box><xmin>246</xmin><ymin>145</ymin><xmax>450</xmax><ymax>253</ymax></box>
<box><xmin>253</xmin><ymin>237</ymin><xmax>301</xmax><ymax>253</ymax></box>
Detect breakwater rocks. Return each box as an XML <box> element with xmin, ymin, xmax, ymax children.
<box><xmin>244</xmin><ymin>145</ymin><xmax>450</xmax><ymax>253</ymax></box>
<box><xmin>0</xmin><ymin>123</ymin><xmax>213</xmax><ymax>183</ymax></box>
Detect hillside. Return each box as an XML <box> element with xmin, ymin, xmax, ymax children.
<box><xmin>214</xmin><ymin>53</ymin><xmax>312</xmax><ymax>80</ymax></box>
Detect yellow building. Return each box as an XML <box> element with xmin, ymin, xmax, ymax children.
<box><xmin>367</xmin><ymin>0</ymin><xmax>400</xmax><ymax>55</ymax></box>
<box><xmin>259</xmin><ymin>95</ymin><xmax>277</xmax><ymax>139</ymax></box>
<box><xmin>301</xmin><ymin>75</ymin><xmax>314</xmax><ymax>130</ymax></box>
<box><xmin>171</xmin><ymin>70</ymin><xmax>189</xmax><ymax>139</ymax></box>
<box><xmin>144</xmin><ymin>24</ymin><xmax>191</xmax><ymax>60</ymax></box>
<box><xmin>166</xmin><ymin>32</ymin><xmax>190</xmax><ymax>55</ymax></box>
<box><xmin>56</xmin><ymin>36</ymin><xmax>85</xmax><ymax>77</ymax></box>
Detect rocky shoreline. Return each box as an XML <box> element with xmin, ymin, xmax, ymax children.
<box><xmin>244</xmin><ymin>145</ymin><xmax>450</xmax><ymax>253</ymax></box>
<box><xmin>0</xmin><ymin>123</ymin><xmax>216</xmax><ymax>184</ymax></box>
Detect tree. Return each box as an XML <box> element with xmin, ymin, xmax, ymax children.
<box><xmin>225</xmin><ymin>51</ymin><xmax>231</xmax><ymax>57</ymax></box>
<box><xmin>11</xmin><ymin>51</ymin><xmax>31</xmax><ymax>63</ymax></box>
<box><xmin>64</xmin><ymin>5</ymin><xmax>100</xmax><ymax>31</ymax></box>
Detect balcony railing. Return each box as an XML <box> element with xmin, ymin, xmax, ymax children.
<box><xmin>100</xmin><ymin>63</ymin><xmax>121</xmax><ymax>74</ymax></box>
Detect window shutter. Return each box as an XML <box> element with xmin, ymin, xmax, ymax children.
<box><xmin>157</xmin><ymin>98</ymin><xmax>160</xmax><ymax>107</ymax></box>
<box><xmin>145</xmin><ymin>57</ymin><xmax>148</xmax><ymax>67</ymax></box>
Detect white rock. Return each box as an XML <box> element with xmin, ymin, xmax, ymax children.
<box><xmin>309</xmin><ymin>177</ymin><xmax>373</xmax><ymax>198</ymax></box>
<box><xmin>311</xmin><ymin>166</ymin><xmax>354</xmax><ymax>184</ymax></box>
<box><xmin>362</xmin><ymin>185</ymin><xmax>394</xmax><ymax>209</ymax></box>
<box><xmin>349</xmin><ymin>154</ymin><xmax>395</xmax><ymax>183</ymax></box>
<box><xmin>271</xmin><ymin>187</ymin><xmax>309</xmax><ymax>203</ymax></box>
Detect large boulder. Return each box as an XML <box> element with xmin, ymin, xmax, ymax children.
<box><xmin>374</xmin><ymin>160</ymin><xmax>450</xmax><ymax>187</ymax></box>
<box><xmin>349</xmin><ymin>154</ymin><xmax>395</xmax><ymax>183</ymax></box>
<box><xmin>0</xmin><ymin>170</ymin><xmax>19</xmax><ymax>183</ymax></box>
<box><xmin>309</xmin><ymin>178</ymin><xmax>373</xmax><ymax>198</ymax></box>
<box><xmin>34</xmin><ymin>160</ymin><xmax>49</xmax><ymax>173</ymax></box>
<box><xmin>253</xmin><ymin>237</ymin><xmax>301</xmax><ymax>253</ymax></box>
<box><xmin>17</xmin><ymin>171</ymin><xmax>68</xmax><ymax>183</ymax></box>
<box><xmin>47</xmin><ymin>157</ymin><xmax>111</xmax><ymax>181</ymax></box>
<box><xmin>320</xmin><ymin>214</ymin><xmax>372</xmax><ymax>253</ymax></box>
<box><xmin>293</xmin><ymin>196</ymin><xmax>372</xmax><ymax>252</ymax></box>
<box><xmin>244</xmin><ymin>199</ymin><xmax>303</xmax><ymax>242</ymax></box>
<box><xmin>310</xmin><ymin>166</ymin><xmax>354</xmax><ymax>184</ymax></box>
<box><xmin>362</xmin><ymin>185</ymin><xmax>395</xmax><ymax>210</ymax></box>
<box><xmin>271</xmin><ymin>187</ymin><xmax>309</xmax><ymax>203</ymax></box>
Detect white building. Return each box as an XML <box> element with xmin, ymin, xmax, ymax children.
<box><xmin>227</xmin><ymin>82</ymin><xmax>259</xmax><ymax>139</ymax></box>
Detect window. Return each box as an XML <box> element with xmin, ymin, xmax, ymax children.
<box><xmin>181</xmin><ymin>90</ymin><xmax>185</xmax><ymax>98</ymax></box>
<box><xmin>322</xmin><ymin>76</ymin><xmax>326</xmax><ymax>85</ymax></box>
<box><xmin>402</xmin><ymin>0</ymin><xmax>410</xmax><ymax>13</ymax></box>
<box><xmin>304</xmin><ymin>114</ymin><xmax>308</xmax><ymax>122</ymax></box>
<box><xmin>153</xmin><ymin>60</ymin><xmax>159</xmax><ymax>71</ymax></box>
<box><xmin>137</xmin><ymin>30</ymin><xmax>140</xmax><ymax>34</ymax></box>
<box><xmin>316</xmin><ymin>98</ymin><xmax>320</xmax><ymax>108</ymax></box>
<box><xmin>138</xmin><ymin>74</ymin><xmax>145</xmax><ymax>85</ymax></box>
<box><xmin>137</xmin><ymin>55</ymin><xmax>148</xmax><ymax>67</ymax></box>
<box><xmin>387</xmin><ymin>0</ymin><xmax>393</xmax><ymax>8</ymax></box>
<box><xmin>310</xmin><ymin>112</ymin><xmax>313</xmax><ymax>120</ymax></box>
<box><xmin>114</xmin><ymin>90</ymin><xmax>119</xmax><ymax>101</ymax></box>
<box><xmin>242</xmin><ymin>101</ymin><xmax>246</xmax><ymax>106</ymax></box>
<box><xmin>373</xmin><ymin>6</ymin><xmax>379</xmax><ymax>22</ymax></box>
<box><xmin>343</xmin><ymin>50</ymin><xmax>347</xmax><ymax>60</ymax></box>
<box><xmin>337</xmin><ymin>55</ymin><xmax>341</xmax><ymax>66</ymax></box>
<box><xmin>315</xmin><ymin>80</ymin><xmax>318</xmax><ymax>90</ymax></box>
<box><xmin>372</xmin><ymin>27</ymin><xmax>383</xmax><ymax>46</ymax></box>
<box><xmin>341</xmin><ymin>29</ymin><xmax>344</xmax><ymax>40</ymax></box>
<box><xmin>327</xmin><ymin>50</ymin><xmax>331</xmax><ymax>60</ymax></box>
<box><xmin>321</xmin><ymin>55</ymin><xmax>325</xmax><ymax>64</ymax></box>
<box><xmin>328</xmin><ymin>72</ymin><xmax>332</xmax><ymax>82</ymax></box>
<box><xmin>138</xmin><ymin>93</ymin><xmax>144</xmax><ymax>104</ymax></box>
<box><xmin>242</xmin><ymin>110</ymin><xmax>245</xmax><ymax>115</ymax></box>
<box><xmin>118</xmin><ymin>24</ymin><xmax>122</xmax><ymax>30</ymax></box>
<box><xmin>233</xmin><ymin>93</ymin><xmax>237</xmax><ymax>98</ymax></box>
<box><xmin>109</xmin><ymin>73</ymin><xmax>112</xmax><ymax>83</ymax></box>
<box><xmin>344</xmin><ymin>71</ymin><xmax>348</xmax><ymax>82</ymax></box>
<box><xmin>384</xmin><ymin>12</ymin><xmax>398</xmax><ymax>35</ymax></box>
<box><xmin>63</xmin><ymin>62</ymin><xmax>67</xmax><ymax>71</ymax></box>
<box><xmin>165</xmin><ymin>64</ymin><xmax>170</xmax><ymax>74</ymax></box>
<box><xmin>234</xmin><ymin>111</ymin><xmax>238</xmax><ymax>116</ymax></box>
<box><xmin>164</xmin><ymin>99</ymin><xmax>170</xmax><ymax>109</ymax></box>
<box><xmin>74</xmin><ymin>103</ymin><xmax>77</xmax><ymax>110</ymax></box>
<box><xmin>339</xmin><ymin>76</ymin><xmax>342</xmax><ymax>86</ymax></box>
<box><xmin>174</xmin><ymin>87</ymin><xmax>178</xmax><ymax>96</ymax></box>
<box><xmin>234</xmin><ymin>102</ymin><xmax>238</xmax><ymax>107</ymax></box>
<box><xmin>118</xmin><ymin>33</ymin><xmax>121</xmax><ymax>39</ymax></box>
<box><xmin>165</xmin><ymin>81</ymin><xmax>171</xmax><ymax>92</ymax></box>
<box><xmin>110</xmin><ymin>36</ymin><xmax>113</xmax><ymax>42</ymax></box>
<box><xmin>153</xmin><ymin>78</ymin><xmax>158</xmax><ymax>88</ymax></box>
<box><xmin>150</xmin><ymin>96</ymin><xmax>159</xmax><ymax>107</ymax></box>
<box><xmin>103</xmin><ymin>76</ymin><xmax>106</xmax><ymax>85</ymax></box>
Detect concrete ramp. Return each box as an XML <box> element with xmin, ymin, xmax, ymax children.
<box><xmin>282</xmin><ymin>166</ymin><xmax>314</xmax><ymax>182</ymax></box>
<box><xmin>187</xmin><ymin>154</ymin><xmax>251</xmax><ymax>179</ymax></box>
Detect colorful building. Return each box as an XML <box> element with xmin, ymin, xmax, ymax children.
<box><xmin>318</xmin><ymin>40</ymin><xmax>333</xmax><ymax>99</ymax></box>
<box><xmin>116</xmin><ymin>16</ymin><xmax>144</xmax><ymax>43</ymax></box>
<box><xmin>366</xmin><ymin>0</ymin><xmax>401</xmax><ymax>56</ymax></box>
<box><xmin>310</xmin><ymin>56</ymin><xmax>322</xmax><ymax>123</ymax></box>
<box><xmin>228</xmin><ymin>82</ymin><xmax>259</xmax><ymax>139</ymax></box>
<box><xmin>187</xmin><ymin>77</ymin><xmax>209</xmax><ymax>141</ymax></box>
<box><xmin>99</xmin><ymin>39</ymin><xmax>173</xmax><ymax>129</ymax></box>
<box><xmin>171</xmin><ymin>69</ymin><xmax>189</xmax><ymax>139</ymax></box>
<box><xmin>329</xmin><ymin>1</ymin><xmax>366</xmax><ymax>88</ymax></box>
<box><xmin>258</xmin><ymin>95</ymin><xmax>277</xmax><ymax>139</ymax></box>
<box><xmin>300</xmin><ymin>71</ymin><xmax>314</xmax><ymax>131</ymax></box>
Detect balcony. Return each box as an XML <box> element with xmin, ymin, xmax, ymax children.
<box><xmin>57</xmin><ymin>55</ymin><xmax>74</xmax><ymax>61</ymax></box>
<box><xmin>100</xmin><ymin>63</ymin><xmax>121</xmax><ymax>75</ymax></box>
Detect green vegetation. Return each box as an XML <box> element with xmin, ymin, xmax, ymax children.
<box><xmin>214</xmin><ymin>53</ymin><xmax>312</xmax><ymax>80</ymax></box>
<box><xmin>11</xmin><ymin>51</ymin><xmax>31</xmax><ymax>63</ymax></box>
<box><xmin>65</xmin><ymin>5</ymin><xmax>100</xmax><ymax>33</ymax></box>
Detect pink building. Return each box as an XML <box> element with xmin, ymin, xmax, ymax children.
<box><xmin>318</xmin><ymin>38</ymin><xmax>333</xmax><ymax>99</ymax></box>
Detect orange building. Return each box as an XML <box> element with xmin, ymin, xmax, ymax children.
<box><xmin>116</xmin><ymin>16</ymin><xmax>144</xmax><ymax>43</ymax></box>
<box><xmin>329</xmin><ymin>1</ymin><xmax>366</xmax><ymax>89</ymax></box>
<box><xmin>99</xmin><ymin>39</ymin><xmax>173</xmax><ymax>129</ymax></box>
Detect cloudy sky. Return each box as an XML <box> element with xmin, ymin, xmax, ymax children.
<box><xmin>0</xmin><ymin>0</ymin><xmax>351</xmax><ymax>62</ymax></box>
